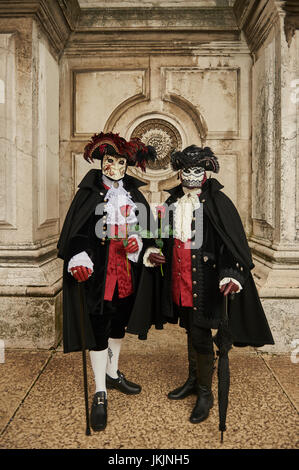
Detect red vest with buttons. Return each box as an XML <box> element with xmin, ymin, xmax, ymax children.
<box><xmin>102</xmin><ymin>182</ymin><xmax>134</xmax><ymax>301</ymax></box>
<box><xmin>172</xmin><ymin>191</ymin><xmax>203</xmax><ymax>307</ymax></box>
<box><xmin>172</xmin><ymin>239</ymin><xmax>193</xmax><ymax>307</ymax></box>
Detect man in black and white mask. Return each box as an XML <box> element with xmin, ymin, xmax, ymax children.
<box><xmin>144</xmin><ymin>145</ymin><xmax>274</xmax><ymax>427</ymax></box>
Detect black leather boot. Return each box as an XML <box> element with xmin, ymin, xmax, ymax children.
<box><xmin>189</xmin><ymin>353</ymin><xmax>214</xmax><ymax>424</ymax></box>
<box><xmin>168</xmin><ymin>333</ymin><xmax>197</xmax><ymax>400</ymax></box>
<box><xmin>90</xmin><ymin>391</ymin><xmax>107</xmax><ymax>431</ymax></box>
<box><xmin>106</xmin><ymin>370</ymin><xmax>141</xmax><ymax>394</ymax></box>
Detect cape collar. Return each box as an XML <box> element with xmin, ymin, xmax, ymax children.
<box><xmin>78</xmin><ymin>169</ymin><xmax>147</xmax><ymax>193</ymax></box>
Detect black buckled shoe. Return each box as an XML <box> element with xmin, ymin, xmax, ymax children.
<box><xmin>90</xmin><ymin>391</ymin><xmax>107</xmax><ymax>432</ymax></box>
<box><xmin>167</xmin><ymin>377</ymin><xmax>197</xmax><ymax>400</ymax></box>
<box><xmin>106</xmin><ymin>370</ymin><xmax>141</xmax><ymax>395</ymax></box>
<box><xmin>189</xmin><ymin>385</ymin><xmax>214</xmax><ymax>424</ymax></box>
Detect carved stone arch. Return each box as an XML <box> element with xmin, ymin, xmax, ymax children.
<box><xmin>103</xmin><ymin>93</ymin><xmax>209</xmax><ymax>202</ymax></box>
<box><xmin>162</xmin><ymin>93</ymin><xmax>208</xmax><ymax>145</ymax></box>
<box><xmin>124</xmin><ymin>112</ymin><xmax>187</xmax><ymax>197</ymax></box>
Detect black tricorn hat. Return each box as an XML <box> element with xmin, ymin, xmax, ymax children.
<box><xmin>83</xmin><ymin>132</ymin><xmax>157</xmax><ymax>172</ymax></box>
<box><xmin>171</xmin><ymin>145</ymin><xmax>219</xmax><ymax>173</ymax></box>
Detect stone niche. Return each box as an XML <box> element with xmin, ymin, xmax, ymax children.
<box><xmin>69</xmin><ymin>55</ymin><xmax>251</xmax><ymax>230</ymax></box>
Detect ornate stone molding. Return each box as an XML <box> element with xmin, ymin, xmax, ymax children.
<box><xmin>234</xmin><ymin>0</ymin><xmax>284</xmax><ymax>53</ymax></box>
<box><xmin>77</xmin><ymin>6</ymin><xmax>238</xmax><ymax>31</ymax></box>
<box><xmin>62</xmin><ymin>3</ymin><xmax>240</xmax><ymax>56</ymax></box>
<box><xmin>131</xmin><ymin>118</ymin><xmax>182</xmax><ymax>170</ymax></box>
<box><xmin>235</xmin><ymin>0</ymin><xmax>299</xmax><ymax>50</ymax></box>
<box><xmin>0</xmin><ymin>237</ymin><xmax>60</xmax><ymax>262</ymax></box>
<box><xmin>65</xmin><ymin>34</ymin><xmax>245</xmax><ymax>56</ymax></box>
<box><xmin>0</xmin><ymin>0</ymin><xmax>80</xmax><ymax>55</ymax></box>
<box><xmin>282</xmin><ymin>0</ymin><xmax>299</xmax><ymax>45</ymax></box>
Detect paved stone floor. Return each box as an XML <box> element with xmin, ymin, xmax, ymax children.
<box><xmin>0</xmin><ymin>324</ymin><xmax>298</xmax><ymax>450</ymax></box>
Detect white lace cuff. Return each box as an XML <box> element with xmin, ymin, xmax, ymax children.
<box><xmin>219</xmin><ymin>277</ymin><xmax>242</xmax><ymax>293</ymax></box>
<box><xmin>127</xmin><ymin>235</ymin><xmax>143</xmax><ymax>263</ymax></box>
<box><xmin>143</xmin><ymin>247</ymin><xmax>161</xmax><ymax>267</ymax></box>
<box><xmin>68</xmin><ymin>251</ymin><xmax>94</xmax><ymax>273</ymax></box>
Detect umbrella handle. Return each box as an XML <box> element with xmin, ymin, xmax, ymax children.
<box><xmin>223</xmin><ymin>293</ymin><xmax>228</xmax><ymax>323</ymax></box>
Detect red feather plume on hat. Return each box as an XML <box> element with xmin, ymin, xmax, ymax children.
<box><xmin>83</xmin><ymin>132</ymin><xmax>156</xmax><ymax>172</ymax></box>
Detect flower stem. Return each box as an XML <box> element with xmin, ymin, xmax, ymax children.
<box><xmin>160</xmin><ymin>248</ymin><xmax>164</xmax><ymax>276</ymax></box>
<box><xmin>126</xmin><ymin>254</ymin><xmax>130</xmax><ymax>277</ymax></box>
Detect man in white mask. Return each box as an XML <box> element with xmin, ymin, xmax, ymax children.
<box><xmin>57</xmin><ymin>132</ymin><xmax>157</xmax><ymax>432</ymax></box>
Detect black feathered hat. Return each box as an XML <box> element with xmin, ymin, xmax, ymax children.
<box><xmin>83</xmin><ymin>132</ymin><xmax>157</xmax><ymax>172</ymax></box>
<box><xmin>171</xmin><ymin>145</ymin><xmax>219</xmax><ymax>173</ymax></box>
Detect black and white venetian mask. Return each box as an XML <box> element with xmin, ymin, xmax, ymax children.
<box><xmin>180</xmin><ymin>167</ymin><xmax>206</xmax><ymax>188</ymax></box>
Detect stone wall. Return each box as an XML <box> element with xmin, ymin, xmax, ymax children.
<box><xmin>0</xmin><ymin>0</ymin><xmax>298</xmax><ymax>352</ymax></box>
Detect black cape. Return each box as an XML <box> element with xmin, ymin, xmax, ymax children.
<box><xmin>159</xmin><ymin>179</ymin><xmax>274</xmax><ymax>348</ymax></box>
<box><xmin>57</xmin><ymin>169</ymin><xmax>160</xmax><ymax>353</ymax></box>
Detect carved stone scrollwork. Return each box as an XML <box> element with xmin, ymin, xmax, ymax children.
<box><xmin>131</xmin><ymin>118</ymin><xmax>182</xmax><ymax>170</ymax></box>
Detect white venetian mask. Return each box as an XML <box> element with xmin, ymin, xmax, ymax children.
<box><xmin>102</xmin><ymin>154</ymin><xmax>127</xmax><ymax>181</ymax></box>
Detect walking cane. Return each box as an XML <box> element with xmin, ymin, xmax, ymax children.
<box><xmin>78</xmin><ymin>282</ymin><xmax>91</xmax><ymax>436</ymax></box>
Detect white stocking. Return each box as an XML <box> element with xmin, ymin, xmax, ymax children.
<box><xmin>106</xmin><ymin>338</ymin><xmax>122</xmax><ymax>379</ymax></box>
<box><xmin>89</xmin><ymin>349</ymin><xmax>108</xmax><ymax>394</ymax></box>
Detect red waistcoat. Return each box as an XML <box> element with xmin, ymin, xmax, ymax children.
<box><xmin>104</xmin><ymin>239</ymin><xmax>133</xmax><ymax>301</ymax></box>
<box><xmin>172</xmin><ymin>239</ymin><xmax>193</xmax><ymax>307</ymax></box>
<box><xmin>102</xmin><ymin>182</ymin><xmax>133</xmax><ymax>301</ymax></box>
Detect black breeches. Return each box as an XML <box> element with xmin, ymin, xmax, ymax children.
<box><xmin>89</xmin><ymin>288</ymin><xmax>134</xmax><ymax>351</ymax></box>
<box><xmin>190</xmin><ymin>325</ymin><xmax>214</xmax><ymax>355</ymax></box>
<box><xmin>173</xmin><ymin>303</ymin><xmax>214</xmax><ymax>355</ymax></box>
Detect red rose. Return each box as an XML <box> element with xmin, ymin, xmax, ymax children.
<box><xmin>156</xmin><ymin>205</ymin><xmax>166</xmax><ymax>219</ymax></box>
<box><xmin>120</xmin><ymin>205</ymin><xmax>132</xmax><ymax>218</ymax></box>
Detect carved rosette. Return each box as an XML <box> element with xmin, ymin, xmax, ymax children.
<box><xmin>131</xmin><ymin>119</ymin><xmax>182</xmax><ymax>170</ymax></box>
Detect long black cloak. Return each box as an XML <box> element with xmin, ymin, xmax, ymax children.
<box><xmin>160</xmin><ymin>178</ymin><xmax>274</xmax><ymax>348</ymax></box>
<box><xmin>57</xmin><ymin>169</ymin><xmax>159</xmax><ymax>353</ymax></box>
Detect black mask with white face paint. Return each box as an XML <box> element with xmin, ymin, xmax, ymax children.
<box><xmin>181</xmin><ymin>167</ymin><xmax>206</xmax><ymax>189</ymax></box>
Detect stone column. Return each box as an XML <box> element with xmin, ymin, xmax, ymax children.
<box><xmin>235</xmin><ymin>0</ymin><xmax>299</xmax><ymax>352</ymax></box>
<box><xmin>0</xmin><ymin>1</ymin><xmax>79</xmax><ymax>348</ymax></box>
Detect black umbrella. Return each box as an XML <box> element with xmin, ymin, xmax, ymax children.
<box><xmin>213</xmin><ymin>295</ymin><xmax>233</xmax><ymax>443</ymax></box>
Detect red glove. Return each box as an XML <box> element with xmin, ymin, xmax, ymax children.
<box><xmin>70</xmin><ymin>266</ymin><xmax>93</xmax><ymax>282</ymax></box>
<box><xmin>125</xmin><ymin>237</ymin><xmax>139</xmax><ymax>254</ymax></box>
<box><xmin>220</xmin><ymin>280</ymin><xmax>239</xmax><ymax>296</ymax></box>
<box><xmin>148</xmin><ymin>252</ymin><xmax>166</xmax><ymax>266</ymax></box>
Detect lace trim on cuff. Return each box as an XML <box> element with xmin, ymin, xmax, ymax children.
<box><xmin>143</xmin><ymin>247</ymin><xmax>161</xmax><ymax>267</ymax></box>
<box><xmin>68</xmin><ymin>251</ymin><xmax>94</xmax><ymax>273</ymax></box>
